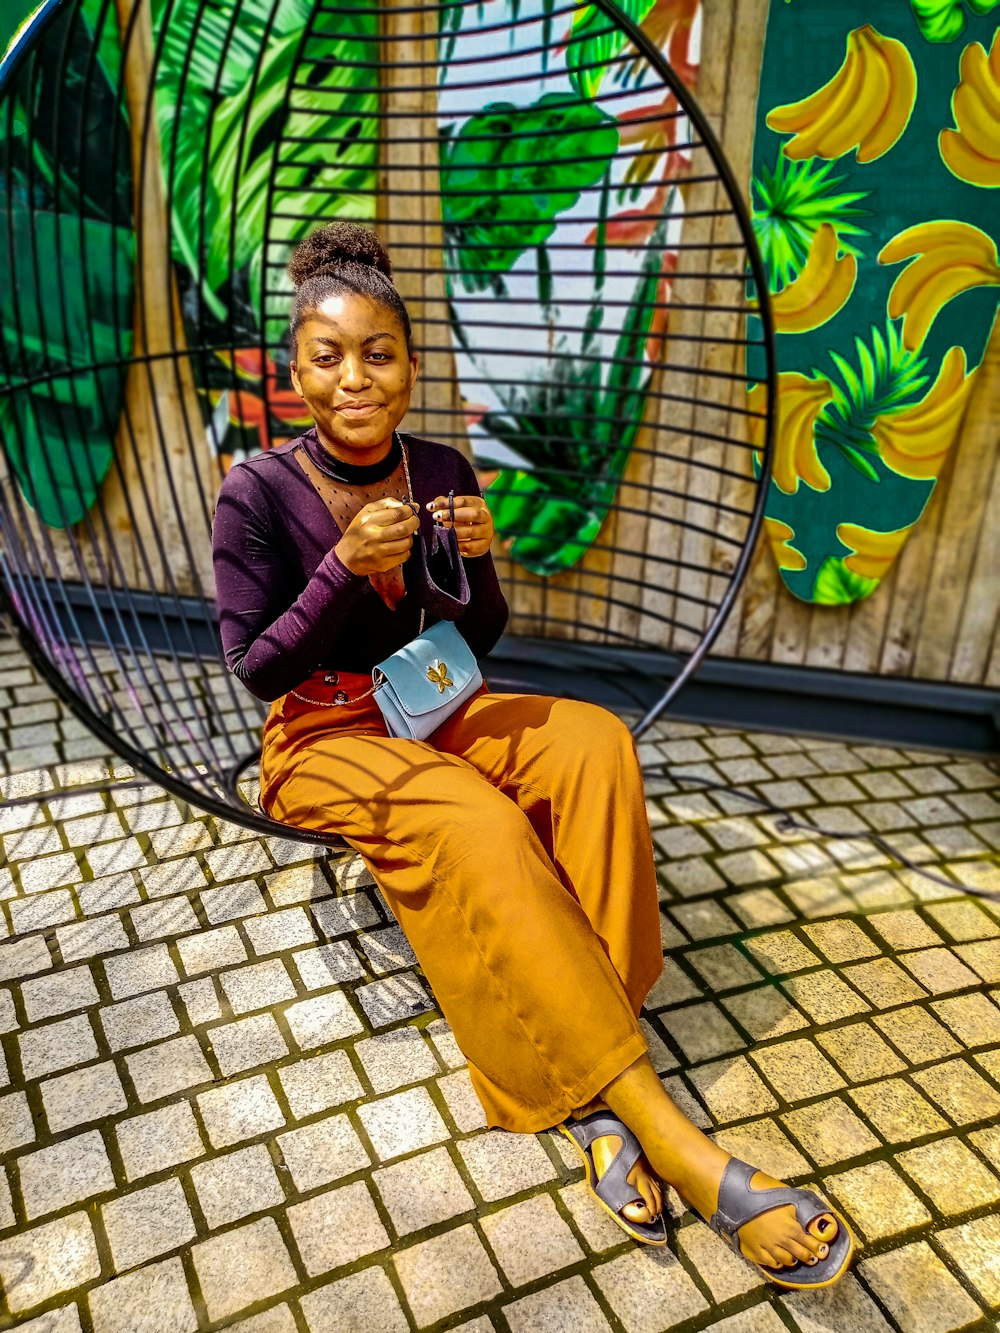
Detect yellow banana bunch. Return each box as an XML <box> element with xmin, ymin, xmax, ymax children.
<box><xmin>766</xmin><ymin>25</ymin><xmax>916</xmax><ymax>163</ymax></box>
<box><xmin>940</xmin><ymin>33</ymin><xmax>1000</xmax><ymax>188</ymax></box>
<box><xmin>748</xmin><ymin>373</ymin><xmax>834</xmax><ymax>495</ymax></box>
<box><xmin>836</xmin><ymin>522</ymin><xmax>915</xmax><ymax>580</ymax></box>
<box><xmin>764</xmin><ymin>518</ymin><xmax>806</xmax><ymax>571</ymax></box>
<box><xmin>769</xmin><ymin>225</ymin><xmax>857</xmax><ymax>334</ymax></box>
<box><xmin>879</xmin><ymin>220</ymin><xmax>1000</xmax><ymax>351</ymax></box>
<box><xmin>872</xmin><ymin>347</ymin><xmax>976</xmax><ymax>480</ymax></box>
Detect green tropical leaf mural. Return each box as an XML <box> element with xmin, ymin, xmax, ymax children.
<box><xmin>477</xmin><ymin>211</ymin><xmax>667</xmax><ymax>576</ymax></box>
<box><xmin>909</xmin><ymin>0</ymin><xmax>1000</xmax><ymax>44</ymax></box>
<box><xmin>150</xmin><ymin>0</ymin><xmax>377</xmax><ymax>328</ymax></box>
<box><xmin>752</xmin><ymin>151</ymin><xmax>870</xmax><ymax>290</ymax></box>
<box><xmin>812</xmin><ymin>555</ymin><xmax>879</xmax><ymax>604</ymax></box>
<box><xmin>565</xmin><ymin>0</ymin><xmax>657</xmax><ymax>99</ymax></box>
<box><xmin>0</xmin><ymin>0</ymin><xmax>133</xmax><ymax>529</ymax></box>
<box><xmin>441</xmin><ymin>94</ymin><xmax>619</xmax><ymax>294</ymax></box>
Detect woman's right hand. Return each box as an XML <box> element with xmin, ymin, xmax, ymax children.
<box><xmin>334</xmin><ymin>498</ymin><xmax>420</xmax><ymax>576</ymax></box>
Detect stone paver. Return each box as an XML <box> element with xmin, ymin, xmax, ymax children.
<box><xmin>0</xmin><ymin>636</ymin><xmax>996</xmax><ymax>1332</ymax></box>
<box><xmin>393</xmin><ymin>1224</ymin><xmax>502</xmax><ymax>1326</ymax></box>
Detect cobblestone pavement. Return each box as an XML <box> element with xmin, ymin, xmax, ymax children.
<box><xmin>0</xmin><ymin>637</ymin><xmax>998</xmax><ymax>1333</ymax></box>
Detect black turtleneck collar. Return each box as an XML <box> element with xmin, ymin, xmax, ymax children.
<box><xmin>300</xmin><ymin>429</ymin><xmax>402</xmax><ymax>484</ymax></box>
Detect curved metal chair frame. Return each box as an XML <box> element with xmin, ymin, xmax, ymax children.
<box><xmin>0</xmin><ymin>0</ymin><xmax>775</xmax><ymax>844</ymax></box>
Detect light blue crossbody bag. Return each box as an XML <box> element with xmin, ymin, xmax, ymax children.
<box><xmin>370</xmin><ymin>469</ymin><xmax>482</xmax><ymax>739</ymax></box>
<box><xmin>372</xmin><ymin>616</ymin><xmax>483</xmax><ymax>741</ymax></box>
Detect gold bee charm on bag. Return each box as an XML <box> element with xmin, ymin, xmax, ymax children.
<box><xmin>426</xmin><ymin>661</ymin><xmax>453</xmax><ymax>693</ymax></box>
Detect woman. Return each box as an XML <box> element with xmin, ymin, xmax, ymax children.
<box><xmin>212</xmin><ymin>222</ymin><xmax>854</xmax><ymax>1287</ymax></box>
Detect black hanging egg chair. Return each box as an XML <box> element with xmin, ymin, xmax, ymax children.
<box><xmin>0</xmin><ymin>0</ymin><xmax>775</xmax><ymax>843</ymax></box>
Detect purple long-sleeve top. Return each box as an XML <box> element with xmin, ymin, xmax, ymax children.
<box><xmin>212</xmin><ymin>430</ymin><xmax>509</xmax><ymax>701</ymax></box>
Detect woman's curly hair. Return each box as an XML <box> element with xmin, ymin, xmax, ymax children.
<box><xmin>288</xmin><ymin>222</ymin><xmax>412</xmax><ymax>351</ymax></box>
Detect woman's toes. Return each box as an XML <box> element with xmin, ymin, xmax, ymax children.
<box><xmin>622</xmin><ymin>1200</ymin><xmax>655</xmax><ymax>1224</ymax></box>
<box><xmin>769</xmin><ymin>1244</ymin><xmax>799</xmax><ymax>1269</ymax></box>
<box><xmin>784</xmin><ymin>1236</ymin><xmax>821</xmax><ymax>1266</ymax></box>
<box><xmin>636</xmin><ymin>1174</ymin><xmax>662</xmax><ymax>1220</ymax></box>
<box><xmin>808</xmin><ymin>1212</ymin><xmax>839</xmax><ymax>1242</ymax></box>
<box><xmin>755</xmin><ymin>1246</ymin><xmax>788</xmax><ymax>1270</ymax></box>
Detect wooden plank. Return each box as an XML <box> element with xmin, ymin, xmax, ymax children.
<box><xmin>108</xmin><ymin>0</ymin><xmax>214</xmax><ymax>600</ymax></box>
<box><xmin>838</xmin><ymin>578</ymin><xmax>890</xmax><ymax>674</ymax></box>
<box><xmin>605</xmin><ymin>371</ymin><xmax>665</xmax><ymax>649</ymax></box>
<box><xmin>377</xmin><ymin>0</ymin><xmax>468</xmax><ymax>460</ymax></box>
<box><xmin>952</xmin><ymin>443</ymin><xmax>999</xmax><ymax>684</ymax></box>
<box><xmin>912</xmin><ymin>317</ymin><xmax>999</xmax><ymax>679</ymax></box>
<box><xmin>723</xmin><ymin>537</ymin><xmax>779</xmax><ymax>661</ymax></box>
<box><xmin>636</xmin><ymin>221</ymin><xmax>708</xmax><ymax>654</ymax></box>
<box><xmin>667</xmin><ymin>0</ymin><xmax>738</xmax><ymax>655</ymax></box>
<box><xmin>875</xmin><ymin>460</ymin><xmax>945</xmax><ymax>677</ymax></box>
<box><xmin>950</xmin><ymin>319</ymin><xmax>1000</xmax><ymax>684</ymax></box>
<box><xmin>985</xmin><ymin>609</ymin><xmax>1000</xmax><ymax>689</ymax></box>
<box><xmin>703</xmin><ymin>0</ymin><xmax>781</xmax><ymax>664</ymax></box>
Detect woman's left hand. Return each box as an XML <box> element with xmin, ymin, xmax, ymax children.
<box><xmin>426</xmin><ymin>495</ymin><xmax>495</xmax><ymax>558</ymax></box>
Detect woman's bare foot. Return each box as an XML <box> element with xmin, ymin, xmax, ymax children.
<box><xmin>600</xmin><ymin>1059</ymin><xmax>843</xmax><ymax>1272</ymax></box>
<box><xmin>571</xmin><ymin>1096</ymin><xmax>663</xmax><ymax>1225</ymax></box>
<box><xmin>705</xmin><ymin>1166</ymin><xmax>837</xmax><ymax>1270</ymax></box>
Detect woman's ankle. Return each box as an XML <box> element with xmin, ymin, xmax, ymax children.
<box><xmin>570</xmin><ymin>1095</ymin><xmax>608</xmax><ymax>1120</ymax></box>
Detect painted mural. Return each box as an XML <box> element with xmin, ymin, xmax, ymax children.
<box><xmin>0</xmin><ymin>0</ymin><xmax>134</xmax><ymax>529</ymax></box>
<box><xmin>436</xmin><ymin>0</ymin><xmax>699</xmax><ymax>576</ymax></box>
<box><xmin>0</xmin><ymin>0</ymin><xmax>703</xmax><ymax>577</ymax></box>
<box><xmin>144</xmin><ymin>0</ymin><xmax>702</xmax><ymax>578</ymax></box>
<box><xmin>749</xmin><ymin>3</ymin><xmax>1000</xmax><ymax>605</ymax></box>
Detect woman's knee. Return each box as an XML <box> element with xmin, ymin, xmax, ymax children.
<box><xmin>559</xmin><ymin>700</ymin><xmax>636</xmax><ymax>757</ymax></box>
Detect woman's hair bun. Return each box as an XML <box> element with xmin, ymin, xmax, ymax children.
<box><xmin>287</xmin><ymin>223</ymin><xmax>393</xmax><ymax>287</ymax></box>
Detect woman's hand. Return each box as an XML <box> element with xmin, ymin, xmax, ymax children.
<box><xmin>426</xmin><ymin>495</ymin><xmax>495</xmax><ymax>558</ymax></box>
<box><xmin>335</xmin><ymin>498</ymin><xmax>420</xmax><ymax>576</ymax></box>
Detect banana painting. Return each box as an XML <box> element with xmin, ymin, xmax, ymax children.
<box><xmin>764</xmin><ymin>518</ymin><xmax>807</xmax><ymax>571</ymax></box>
<box><xmin>766</xmin><ymin>26</ymin><xmax>917</xmax><ymax>164</ymax></box>
<box><xmin>836</xmin><ymin>522</ymin><xmax>916</xmax><ymax>579</ymax></box>
<box><xmin>750</xmin><ymin>2</ymin><xmax>1000</xmax><ymax>605</ymax></box>
<box><xmin>769</xmin><ymin>224</ymin><xmax>857</xmax><ymax>334</ymax></box>
<box><xmin>872</xmin><ymin>346</ymin><xmax>977</xmax><ymax>479</ymax></box>
<box><xmin>940</xmin><ymin>31</ymin><xmax>1000</xmax><ymax>185</ymax></box>
<box><xmin>880</xmin><ymin>220</ymin><xmax>1000</xmax><ymax>349</ymax></box>
<box><xmin>749</xmin><ymin>374</ymin><xmax>834</xmax><ymax>495</ymax></box>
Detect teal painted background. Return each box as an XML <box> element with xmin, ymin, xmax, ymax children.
<box><xmin>749</xmin><ymin>2</ymin><xmax>1000</xmax><ymax>604</ymax></box>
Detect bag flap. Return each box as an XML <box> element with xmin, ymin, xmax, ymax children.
<box><xmin>374</xmin><ymin>621</ymin><xmax>479</xmax><ymax>718</ymax></box>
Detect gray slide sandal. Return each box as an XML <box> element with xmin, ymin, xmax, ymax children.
<box><xmin>559</xmin><ymin>1111</ymin><xmax>667</xmax><ymax>1246</ymax></box>
<box><xmin>708</xmin><ymin>1158</ymin><xmax>856</xmax><ymax>1289</ymax></box>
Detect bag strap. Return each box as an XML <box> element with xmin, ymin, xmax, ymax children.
<box><xmin>288</xmin><ymin>435</ymin><xmax>426</xmax><ymax>709</ymax></box>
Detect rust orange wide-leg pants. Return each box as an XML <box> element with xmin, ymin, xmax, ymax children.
<box><xmin>259</xmin><ymin>672</ymin><xmax>664</xmax><ymax>1133</ymax></box>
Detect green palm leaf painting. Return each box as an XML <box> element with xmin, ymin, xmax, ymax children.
<box><xmin>814</xmin><ymin>321</ymin><xmax>930</xmax><ymax>481</ymax></box>
<box><xmin>909</xmin><ymin>0</ymin><xmax>1000</xmax><ymax>43</ymax></box>
<box><xmin>441</xmin><ymin>94</ymin><xmax>619</xmax><ymax>294</ymax></box>
<box><xmin>475</xmin><ymin>209</ymin><xmax>667</xmax><ymax>575</ymax></box>
<box><xmin>565</xmin><ymin>0</ymin><xmax>657</xmax><ymax>99</ymax></box>
<box><xmin>151</xmin><ymin>0</ymin><xmax>377</xmax><ymax>330</ymax></box>
<box><xmin>752</xmin><ymin>151</ymin><xmax>870</xmax><ymax>290</ymax></box>
<box><xmin>0</xmin><ymin>0</ymin><xmax>133</xmax><ymax>529</ymax></box>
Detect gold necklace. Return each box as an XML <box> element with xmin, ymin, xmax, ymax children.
<box><xmin>289</xmin><ymin>436</ymin><xmax>424</xmax><ymax>708</ymax></box>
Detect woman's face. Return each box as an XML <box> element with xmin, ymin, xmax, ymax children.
<box><xmin>290</xmin><ymin>291</ymin><xmax>418</xmax><ymax>463</ymax></box>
